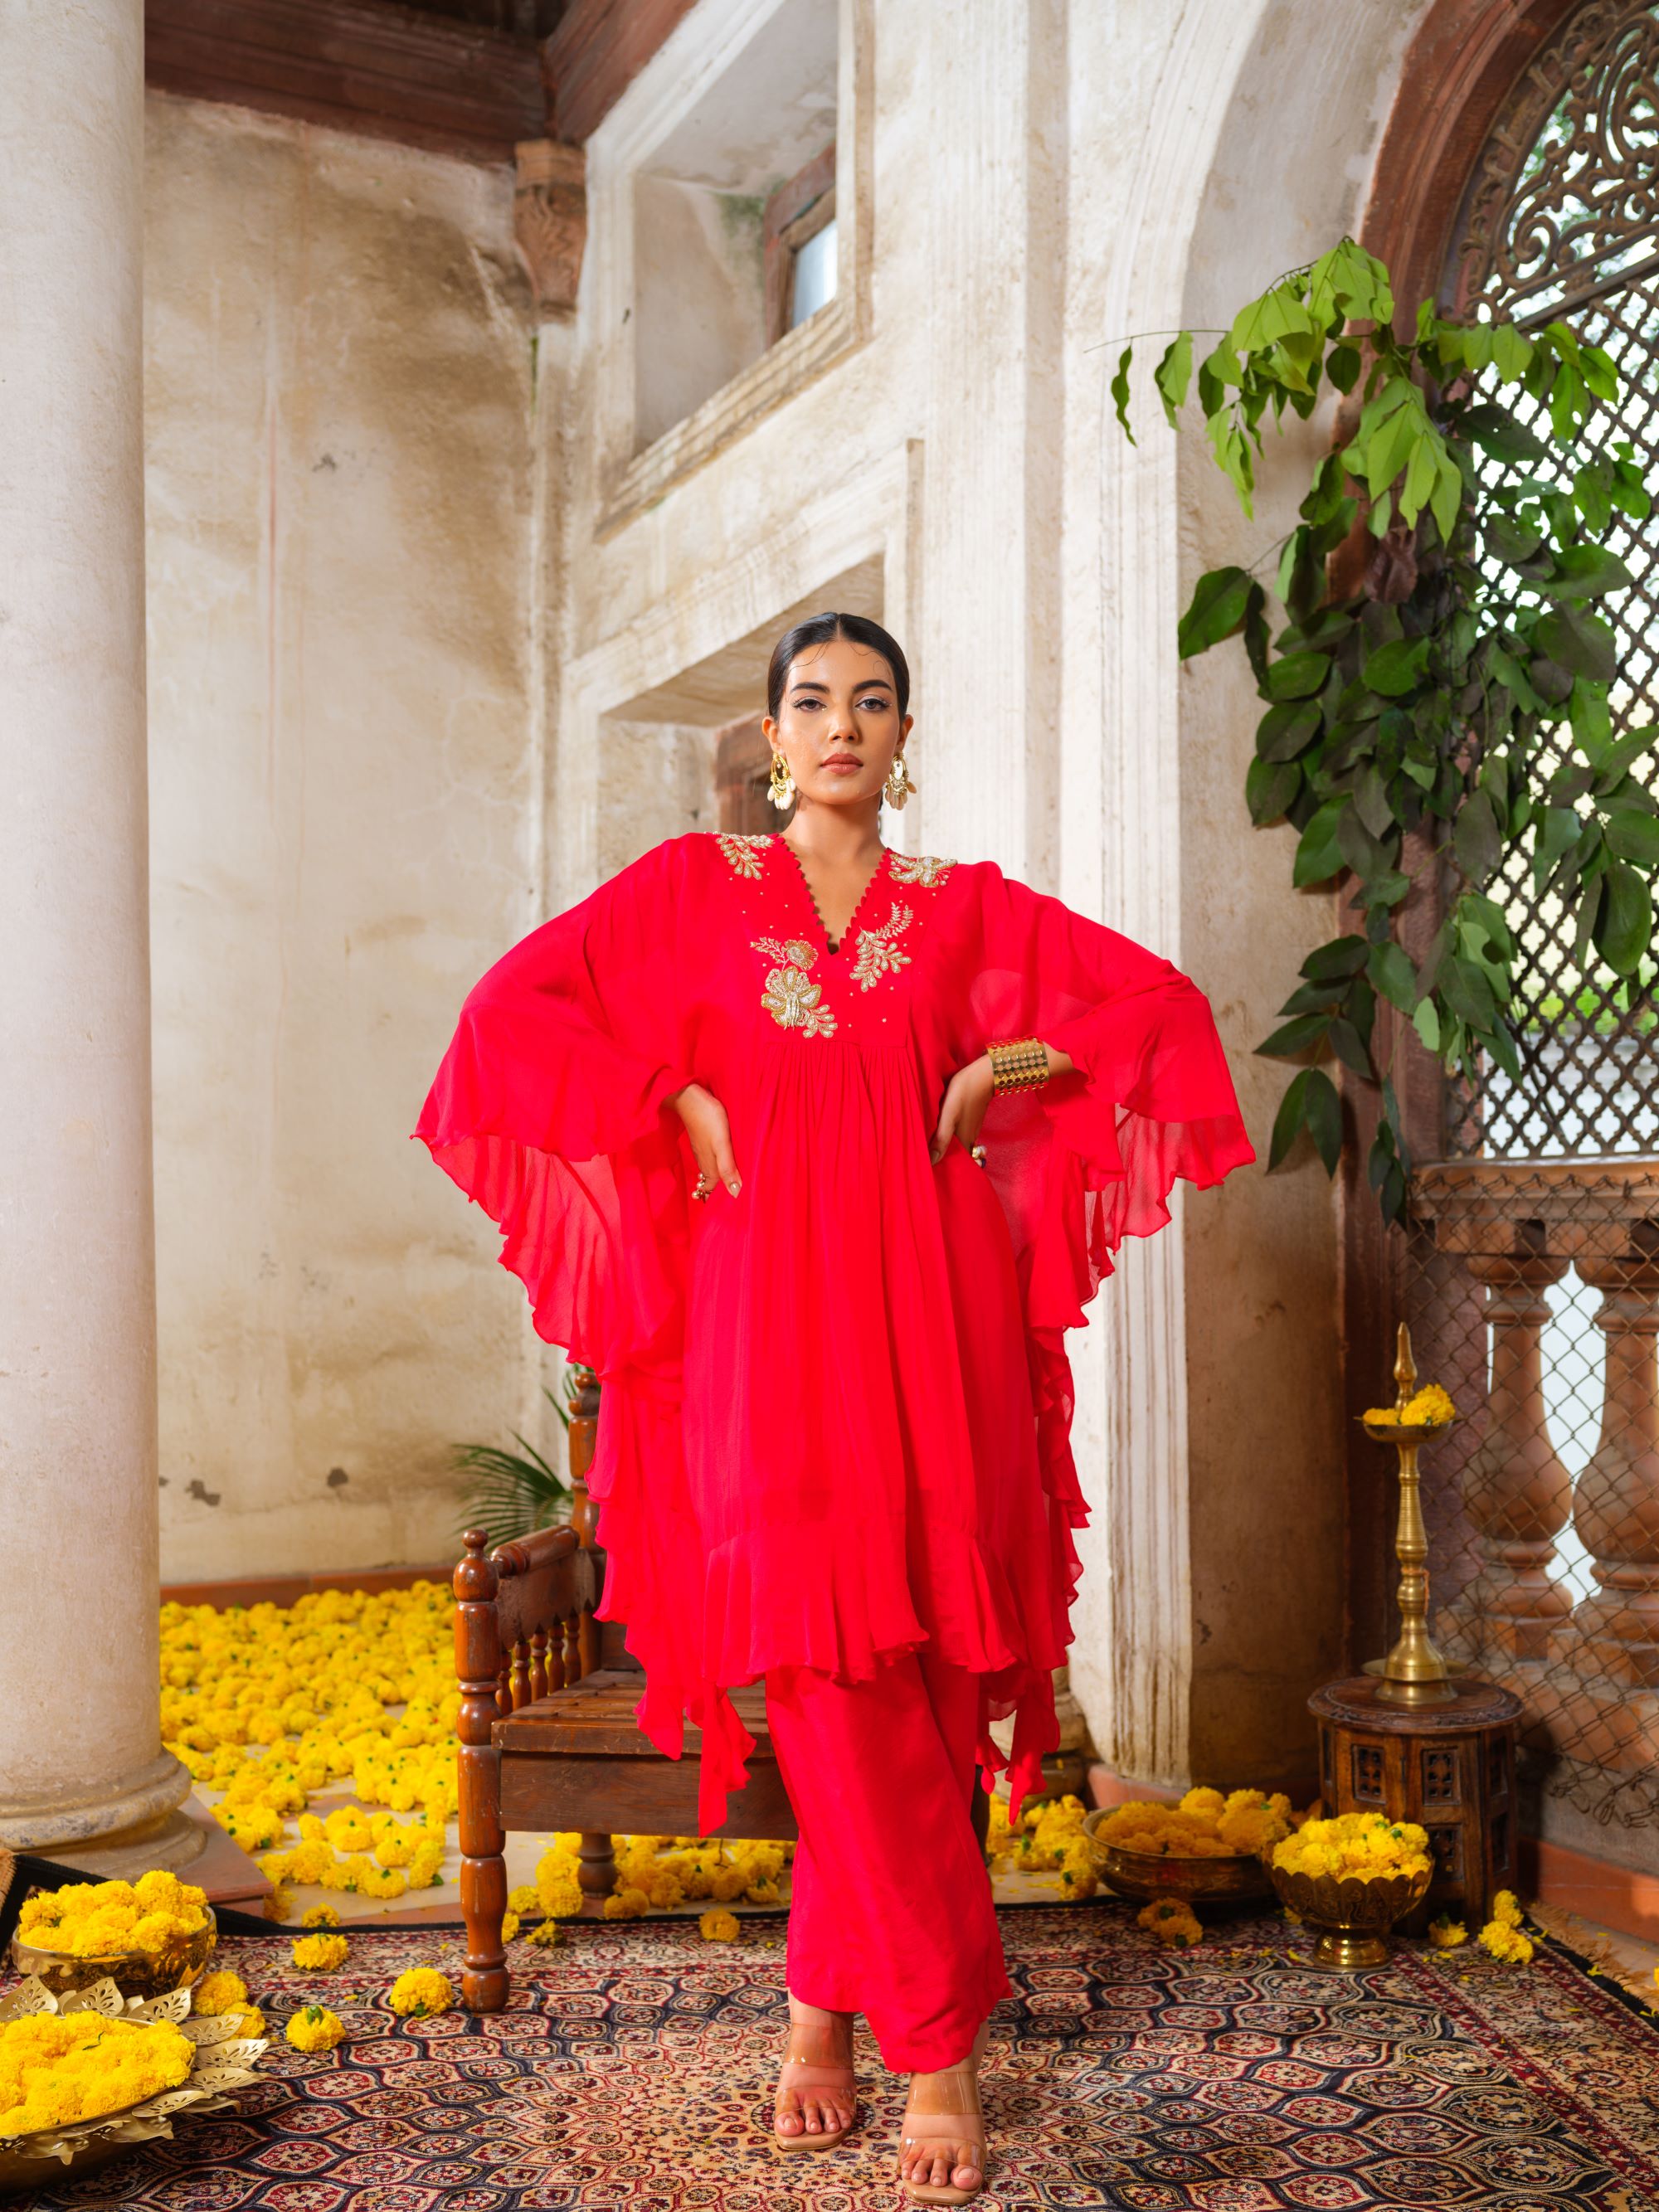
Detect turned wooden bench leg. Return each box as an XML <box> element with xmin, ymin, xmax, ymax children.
<box><xmin>577</xmin><ymin>1829</ymin><xmax>615</xmax><ymax>1915</ymax></box>
<box><xmin>455</xmin><ymin>1529</ymin><xmax>510</xmax><ymax>2011</ymax></box>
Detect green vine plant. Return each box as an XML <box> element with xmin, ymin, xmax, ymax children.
<box><xmin>1112</xmin><ymin>238</ymin><xmax>1656</xmax><ymax>1221</ymax></box>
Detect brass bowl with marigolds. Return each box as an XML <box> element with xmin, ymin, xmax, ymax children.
<box><xmin>1081</xmin><ymin>1811</ymin><xmax>1273</xmax><ymax>1906</ymax></box>
<box><xmin>10</xmin><ymin>1912</ymin><xmax>217</xmax><ymax>2003</ymax></box>
<box><xmin>1267</xmin><ymin>1862</ymin><xmax>1432</xmax><ymax>1971</ymax></box>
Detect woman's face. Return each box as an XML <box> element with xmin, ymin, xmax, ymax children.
<box><xmin>762</xmin><ymin>636</ymin><xmax>913</xmax><ymax>811</ymax></box>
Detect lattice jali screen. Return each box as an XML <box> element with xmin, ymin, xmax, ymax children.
<box><xmin>1443</xmin><ymin>0</ymin><xmax>1659</xmax><ymax>1157</ymax></box>
<box><xmin>1402</xmin><ymin>1163</ymin><xmax>1659</xmax><ymax>1830</ymax></box>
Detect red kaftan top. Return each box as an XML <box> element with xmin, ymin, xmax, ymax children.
<box><xmin>417</xmin><ymin>832</ymin><xmax>1253</xmax><ymax>1830</ymax></box>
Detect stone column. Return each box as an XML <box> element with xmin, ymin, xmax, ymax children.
<box><xmin>1570</xmin><ymin>1250</ymin><xmax>1659</xmax><ymax>1692</ymax></box>
<box><xmin>0</xmin><ymin>0</ymin><xmax>196</xmax><ymax>1867</ymax></box>
<box><xmin>1451</xmin><ymin>1252</ymin><xmax>1575</xmax><ymax>1661</ymax></box>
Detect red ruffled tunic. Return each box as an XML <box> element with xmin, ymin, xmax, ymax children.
<box><xmin>417</xmin><ymin>832</ymin><xmax>1253</xmax><ymax>1830</ymax></box>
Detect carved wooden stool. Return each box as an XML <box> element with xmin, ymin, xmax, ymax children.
<box><xmin>1309</xmin><ymin>1675</ymin><xmax>1521</xmax><ymax>1932</ymax></box>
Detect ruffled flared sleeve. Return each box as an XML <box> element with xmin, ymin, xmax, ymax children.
<box><xmin>962</xmin><ymin>869</ymin><xmax>1255</xmax><ymax>1806</ymax></box>
<box><xmin>415</xmin><ymin>840</ymin><xmax>755</xmax><ymax>1827</ymax></box>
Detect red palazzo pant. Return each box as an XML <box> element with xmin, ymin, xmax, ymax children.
<box><xmin>764</xmin><ymin>1650</ymin><xmax>1011</xmax><ymax>2073</ymax></box>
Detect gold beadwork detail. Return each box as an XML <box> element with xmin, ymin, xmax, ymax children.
<box><xmin>752</xmin><ymin>937</ymin><xmax>837</xmax><ymax>1038</ymax></box>
<box><xmin>851</xmin><ymin>902</ymin><xmax>913</xmax><ymax>992</ymax></box>
<box><xmin>888</xmin><ymin>853</ymin><xmax>955</xmax><ymax>888</ymax></box>
<box><xmin>716</xmin><ymin>831</ymin><xmax>771</xmax><ymax>879</ymax></box>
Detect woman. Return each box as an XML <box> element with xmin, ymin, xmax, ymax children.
<box><xmin>417</xmin><ymin>612</ymin><xmax>1253</xmax><ymax>2204</ymax></box>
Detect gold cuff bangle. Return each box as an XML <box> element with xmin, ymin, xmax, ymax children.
<box><xmin>986</xmin><ymin>1035</ymin><xmax>1050</xmax><ymax>1095</ymax></box>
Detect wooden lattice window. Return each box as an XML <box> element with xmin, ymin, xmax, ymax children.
<box><xmin>1444</xmin><ymin>1</ymin><xmax>1659</xmax><ymax>1156</ymax></box>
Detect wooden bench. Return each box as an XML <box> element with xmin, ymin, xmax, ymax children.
<box><xmin>451</xmin><ymin>1370</ymin><xmax>797</xmax><ymax>2011</ymax></box>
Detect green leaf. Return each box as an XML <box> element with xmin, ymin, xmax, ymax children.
<box><xmin>1491</xmin><ymin>321</ymin><xmax>1532</xmax><ymax>383</ymax></box>
<box><xmin>1326</xmin><ymin>1016</ymin><xmax>1373</xmax><ymax>1078</ymax></box>
<box><xmin>1363</xmin><ymin>637</ymin><xmax>1431</xmax><ymax>697</ymax></box>
<box><xmin>1303</xmin><ymin>1067</ymin><xmax>1344</xmax><ymax>1175</ymax></box>
<box><xmin>1540</xmin><ymin>544</ymin><xmax>1635</xmax><ymax>599</ymax></box>
<box><xmin>1593</xmin><ymin>727</ymin><xmax>1659</xmax><ymax>793</ymax></box>
<box><xmin>1258</xmin><ymin>1013</ymin><xmax>1332</xmax><ymax>1057</ymax></box>
<box><xmin>1534</xmin><ymin>804</ymin><xmax>1582</xmax><ymax>887</ymax></box>
<box><xmin>1267</xmin><ymin>1066</ymin><xmax>1340</xmax><ymax>1174</ymax></box>
<box><xmin>1230</xmin><ymin>284</ymin><xmax>1319</xmax><ymax>357</ymax></box>
<box><xmin>1245</xmin><ymin>756</ymin><xmax>1300</xmax><ymax>824</ymax></box>
<box><xmin>1412</xmin><ymin>998</ymin><xmax>1442</xmax><ymax>1052</ymax></box>
<box><xmin>1178</xmin><ymin>566</ymin><xmax>1253</xmax><ymax>659</ymax></box>
<box><xmin>1536</xmin><ymin>605</ymin><xmax>1618</xmax><ymax>683</ymax></box>
<box><xmin>1301</xmin><ymin>935</ymin><xmax>1370</xmax><ymax>981</ymax></box>
<box><xmin>1452</xmin><ymin>789</ymin><xmax>1502</xmax><ymax>883</ymax></box>
<box><xmin>1354</xmin><ymin>764</ymin><xmax>1395</xmax><ymax>839</ymax></box>
<box><xmin>1603</xmin><ymin>807</ymin><xmax>1659</xmax><ymax>868</ymax></box>
<box><xmin>1292</xmin><ymin>798</ymin><xmax>1349</xmax><ymax>887</ymax></box>
<box><xmin>1485</xmin><ymin>513</ymin><xmax>1545</xmax><ymax>567</ymax></box>
<box><xmin>1154</xmin><ymin>330</ymin><xmax>1193</xmax><ymax>426</ymax></box>
<box><xmin>1440</xmin><ymin>953</ymin><xmax>1498</xmax><ymax>1029</ymax></box>
<box><xmin>1463</xmin><ymin>401</ymin><xmax>1547</xmax><ymax>464</ymax></box>
<box><xmin>1327</xmin><ymin>342</ymin><xmax>1361</xmax><ymax>394</ymax></box>
<box><xmin>1253</xmin><ymin>703</ymin><xmax>1321</xmax><ymax>766</ymax></box>
<box><xmin>1595</xmin><ymin>860</ymin><xmax>1654</xmax><ymax>975</ymax></box>
<box><xmin>1112</xmin><ymin>344</ymin><xmax>1136</xmax><ymax>445</ymax></box>
<box><xmin>1368</xmin><ymin>939</ymin><xmax>1418</xmax><ymax>1013</ymax></box>
<box><xmin>1278</xmin><ymin>978</ymin><xmax>1345</xmax><ymax>1017</ymax></box>
<box><xmin>1265</xmin><ymin>651</ymin><xmax>1333</xmax><ymax>701</ymax></box>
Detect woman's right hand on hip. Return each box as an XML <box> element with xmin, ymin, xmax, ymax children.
<box><xmin>669</xmin><ymin>1083</ymin><xmax>742</xmax><ymax>1198</ymax></box>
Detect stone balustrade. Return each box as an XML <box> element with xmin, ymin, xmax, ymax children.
<box><xmin>1411</xmin><ymin>1161</ymin><xmax>1659</xmax><ymax>1812</ymax></box>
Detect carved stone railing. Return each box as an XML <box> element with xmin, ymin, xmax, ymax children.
<box><xmin>1410</xmin><ymin>1159</ymin><xmax>1659</xmax><ymax>1821</ymax></box>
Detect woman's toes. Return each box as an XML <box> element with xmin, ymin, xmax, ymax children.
<box><xmin>776</xmin><ymin>2104</ymin><xmax>803</xmax><ymax>2137</ymax></box>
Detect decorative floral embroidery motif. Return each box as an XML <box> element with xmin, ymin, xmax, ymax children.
<box><xmin>850</xmin><ymin>902</ymin><xmax>913</xmax><ymax>992</ymax></box>
<box><xmin>752</xmin><ymin>937</ymin><xmax>837</xmax><ymax>1038</ymax></box>
<box><xmin>715</xmin><ymin>832</ymin><xmax>771</xmax><ymax>879</ymax></box>
<box><xmin>888</xmin><ymin>853</ymin><xmax>955</xmax><ymax>888</ymax></box>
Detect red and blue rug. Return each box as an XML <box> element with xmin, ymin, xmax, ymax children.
<box><xmin>11</xmin><ymin>1902</ymin><xmax>1659</xmax><ymax>2210</ymax></box>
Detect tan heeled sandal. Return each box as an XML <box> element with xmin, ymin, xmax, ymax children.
<box><xmin>898</xmin><ymin>2024</ymin><xmax>990</xmax><ymax>2205</ymax></box>
<box><xmin>772</xmin><ymin>2045</ymin><xmax>858</xmax><ymax>2154</ymax></box>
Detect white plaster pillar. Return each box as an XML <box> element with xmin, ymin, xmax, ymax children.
<box><xmin>0</xmin><ymin>0</ymin><xmax>194</xmax><ymax>1863</ymax></box>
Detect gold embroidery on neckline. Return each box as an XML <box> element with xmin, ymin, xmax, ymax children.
<box><xmin>715</xmin><ymin>831</ymin><xmax>771</xmax><ymax>879</ymax></box>
<box><xmin>751</xmin><ymin>936</ymin><xmax>837</xmax><ymax>1038</ymax></box>
<box><xmin>888</xmin><ymin>853</ymin><xmax>955</xmax><ymax>887</ymax></box>
<box><xmin>850</xmin><ymin>902</ymin><xmax>913</xmax><ymax>992</ymax></box>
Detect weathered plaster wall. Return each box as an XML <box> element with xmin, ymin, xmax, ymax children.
<box><xmin>144</xmin><ymin>95</ymin><xmax>539</xmax><ymax>1581</ymax></box>
<box><xmin>1175</xmin><ymin>0</ymin><xmax>1433</xmax><ymax>1791</ymax></box>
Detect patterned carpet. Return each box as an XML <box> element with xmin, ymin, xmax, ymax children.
<box><xmin>10</xmin><ymin>1902</ymin><xmax>1659</xmax><ymax>2211</ymax></box>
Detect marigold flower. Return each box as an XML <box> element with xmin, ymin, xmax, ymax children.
<box><xmin>1137</xmin><ymin>1898</ymin><xmax>1202</xmax><ymax>1948</ymax></box>
<box><xmin>192</xmin><ymin>1970</ymin><xmax>249</xmax><ymax>2015</ymax></box>
<box><xmin>501</xmin><ymin>1911</ymin><xmax>521</xmax><ymax>1943</ymax></box>
<box><xmin>1478</xmin><ymin>1913</ymin><xmax>1534</xmax><ymax>1964</ymax></box>
<box><xmin>699</xmin><ymin>1908</ymin><xmax>740</xmax><ymax>1942</ymax></box>
<box><xmin>525</xmin><ymin>1917</ymin><xmax>562</xmax><ymax>1948</ymax></box>
<box><xmin>388</xmin><ymin>1968</ymin><xmax>455</xmax><ymax>2018</ymax></box>
<box><xmin>291</xmin><ymin>1932</ymin><xmax>349</xmax><ymax>1970</ymax></box>
<box><xmin>0</xmin><ymin>2012</ymin><xmax>194</xmax><ymax>2136</ymax></box>
<box><xmin>284</xmin><ymin>2005</ymin><xmax>346</xmax><ymax>2053</ymax></box>
<box><xmin>1428</xmin><ymin>1914</ymin><xmax>1467</xmax><ymax>1950</ymax></box>
<box><xmin>507</xmin><ymin>1884</ymin><xmax>538</xmax><ymax>1915</ymax></box>
<box><xmin>603</xmin><ymin>1886</ymin><xmax>651</xmax><ymax>1921</ymax></box>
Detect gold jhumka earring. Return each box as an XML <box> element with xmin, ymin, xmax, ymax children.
<box><xmin>768</xmin><ymin>752</ymin><xmax>796</xmax><ymax>811</ymax></box>
<box><xmin>883</xmin><ymin>753</ymin><xmax>915</xmax><ymax>809</ymax></box>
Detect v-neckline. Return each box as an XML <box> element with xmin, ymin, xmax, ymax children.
<box><xmin>778</xmin><ymin>839</ymin><xmax>888</xmax><ymax>955</ymax></box>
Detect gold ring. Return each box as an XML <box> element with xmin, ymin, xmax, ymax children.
<box><xmin>971</xmin><ymin>1144</ymin><xmax>988</xmax><ymax>1167</ymax></box>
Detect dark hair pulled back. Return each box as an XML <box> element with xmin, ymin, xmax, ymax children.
<box><xmin>766</xmin><ymin>611</ymin><xmax>911</xmax><ymax>722</ymax></box>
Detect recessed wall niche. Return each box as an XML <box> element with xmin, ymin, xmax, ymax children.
<box><xmin>632</xmin><ymin>0</ymin><xmax>839</xmax><ymax>451</ymax></box>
